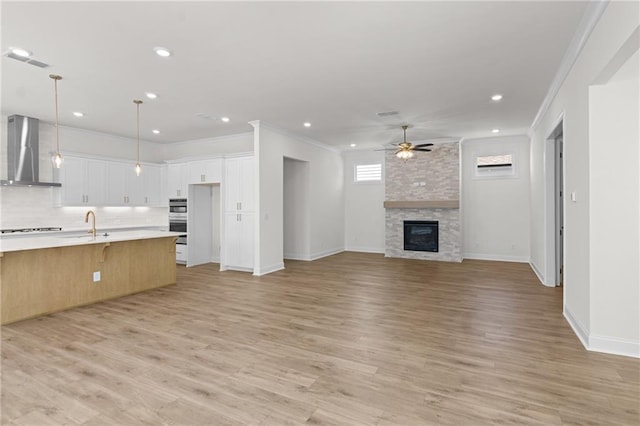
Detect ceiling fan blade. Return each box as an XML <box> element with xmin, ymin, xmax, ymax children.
<box><xmin>413</xmin><ymin>148</ymin><xmax>432</xmax><ymax>152</ymax></box>
<box><xmin>374</xmin><ymin>148</ymin><xmax>399</xmax><ymax>151</ymax></box>
<box><xmin>414</xmin><ymin>143</ymin><xmax>434</xmax><ymax>148</ymax></box>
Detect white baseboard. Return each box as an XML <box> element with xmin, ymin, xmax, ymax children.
<box><xmin>253</xmin><ymin>262</ymin><xmax>285</xmax><ymax>276</ymax></box>
<box><xmin>529</xmin><ymin>259</ymin><xmax>546</xmax><ymax>285</ymax></box>
<box><xmin>563</xmin><ymin>305</ymin><xmax>590</xmax><ymax>350</ymax></box>
<box><xmin>310</xmin><ymin>247</ymin><xmax>344</xmax><ymax>261</ymax></box>
<box><xmin>589</xmin><ymin>334</ymin><xmax>640</xmax><ymax>358</ymax></box>
<box><xmin>463</xmin><ymin>253</ymin><xmax>530</xmax><ymax>263</ymax></box>
<box><xmin>564</xmin><ymin>305</ymin><xmax>639</xmax><ymax>358</ymax></box>
<box><xmin>345</xmin><ymin>246</ymin><xmax>385</xmax><ymax>254</ymax></box>
<box><xmin>283</xmin><ymin>252</ymin><xmax>311</xmax><ymax>261</ymax></box>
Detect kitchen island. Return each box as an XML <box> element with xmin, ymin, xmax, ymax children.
<box><xmin>0</xmin><ymin>230</ymin><xmax>183</xmax><ymax>325</ymax></box>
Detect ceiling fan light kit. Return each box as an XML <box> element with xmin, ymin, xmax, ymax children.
<box><xmin>381</xmin><ymin>125</ymin><xmax>434</xmax><ymax>161</ymax></box>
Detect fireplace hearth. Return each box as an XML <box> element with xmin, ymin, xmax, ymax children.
<box><xmin>404</xmin><ymin>221</ymin><xmax>438</xmax><ymax>252</ymax></box>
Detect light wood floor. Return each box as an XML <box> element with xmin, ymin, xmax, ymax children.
<box><xmin>1</xmin><ymin>252</ymin><xmax>638</xmax><ymax>425</ymax></box>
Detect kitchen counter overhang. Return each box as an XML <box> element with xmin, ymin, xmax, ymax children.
<box><xmin>0</xmin><ymin>230</ymin><xmax>184</xmax><ymax>252</ymax></box>
<box><xmin>0</xmin><ymin>231</ymin><xmax>184</xmax><ymax>325</ymax></box>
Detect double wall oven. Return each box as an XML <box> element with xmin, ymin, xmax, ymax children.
<box><xmin>169</xmin><ymin>198</ymin><xmax>187</xmax><ymax>246</ymax></box>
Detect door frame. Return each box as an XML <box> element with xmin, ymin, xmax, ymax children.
<box><xmin>543</xmin><ymin>113</ymin><xmax>565</xmax><ymax>288</ymax></box>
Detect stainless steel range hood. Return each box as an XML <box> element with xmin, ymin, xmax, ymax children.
<box><xmin>1</xmin><ymin>115</ymin><xmax>61</xmax><ymax>187</ymax></box>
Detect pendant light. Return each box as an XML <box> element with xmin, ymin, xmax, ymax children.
<box><xmin>50</xmin><ymin>74</ymin><xmax>64</xmax><ymax>168</ymax></box>
<box><xmin>133</xmin><ymin>99</ymin><xmax>143</xmax><ymax>176</ymax></box>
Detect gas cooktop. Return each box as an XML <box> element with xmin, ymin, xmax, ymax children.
<box><xmin>0</xmin><ymin>227</ymin><xmax>63</xmax><ymax>234</ymax></box>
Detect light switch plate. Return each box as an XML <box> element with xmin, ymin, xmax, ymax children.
<box><xmin>93</xmin><ymin>271</ymin><xmax>101</xmax><ymax>282</ymax></box>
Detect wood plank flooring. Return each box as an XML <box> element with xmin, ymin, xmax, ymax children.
<box><xmin>2</xmin><ymin>252</ymin><xmax>639</xmax><ymax>425</ymax></box>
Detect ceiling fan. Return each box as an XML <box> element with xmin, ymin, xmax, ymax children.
<box><xmin>377</xmin><ymin>125</ymin><xmax>433</xmax><ymax>161</ymax></box>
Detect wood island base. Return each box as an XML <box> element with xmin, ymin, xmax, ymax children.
<box><xmin>0</xmin><ymin>237</ymin><xmax>177</xmax><ymax>325</ymax></box>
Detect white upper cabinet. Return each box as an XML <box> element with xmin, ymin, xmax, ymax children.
<box><xmin>141</xmin><ymin>164</ymin><xmax>164</xmax><ymax>206</ymax></box>
<box><xmin>107</xmin><ymin>162</ymin><xmax>142</xmax><ymax>205</ymax></box>
<box><xmin>224</xmin><ymin>156</ymin><xmax>254</xmax><ymax>212</ymax></box>
<box><xmin>167</xmin><ymin>163</ymin><xmax>188</xmax><ymax>198</ymax></box>
<box><xmin>188</xmin><ymin>158</ymin><xmax>222</xmax><ymax>184</ymax></box>
<box><xmin>55</xmin><ymin>156</ymin><xmax>107</xmax><ymax>206</ymax></box>
<box><xmin>55</xmin><ymin>155</ymin><xmax>164</xmax><ymax>207</ymax></box>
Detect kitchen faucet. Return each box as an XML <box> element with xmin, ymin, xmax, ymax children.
<box><xmin>85</xmin><ymin>210</ymin><xmax>97</xmax><ymax>239</ymax></box>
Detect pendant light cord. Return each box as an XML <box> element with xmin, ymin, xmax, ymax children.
<box><xmin>136</xmin><ymin>101</ymin><xmax>140</xmax><ymax>164</ymax></box>
<box><xmin>50</xmin><ymin>75</ymin><xmax>63</xmax><ymax>155</ymax></box>
<box><xmin>134</xmin><ymin>100</ymin><xmax>143</xmax><ymax>174</ymax></box>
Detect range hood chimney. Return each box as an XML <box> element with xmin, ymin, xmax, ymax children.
<box><xmin>1</xmin><ymin>115</ymin><xmax>61</xmax><ymax>187</ymax></box>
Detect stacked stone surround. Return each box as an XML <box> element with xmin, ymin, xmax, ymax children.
<box><xmin>385</xmin><ymin>142</ymin><xmax>461</xmax><ymax>262</ymax></box>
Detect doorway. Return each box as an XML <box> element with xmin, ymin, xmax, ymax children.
<box><xmin>545</xmin><ymin>120</ymin><xmax>564</xmax><ymax>287</ymax></box>
<box><xmin>554</xmin><ymin>133</ymin><xmax>564</xmax><ymax>286</ymax></box>
<box><xmin>283</xmin><ymin>157</ymin><xmax>310</xmax><ymax>260</ymax></box>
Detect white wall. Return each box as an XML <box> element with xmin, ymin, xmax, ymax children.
<box><xmin>283</xmin><ymin>157</ymin><xmax>311</xmax><ymax>260</ymax></box>
<box><xmin>254</xmin><ymin>122</ymin><xmax>344</xmax><ymax>275</ymax></box>
<box><xmin>462</xmin><ymin>135</ymin><xmax>530</xmax><ymax>262</ymax></box>
<box><xmin>529</xmin><ymin>1</ymin><xmax>639</xmax><ymax>357</ymax></box>
<box><xmin>588</xmin><ymin>49</ymin><xmax>639</xmax><ymax>351</ymax></box>
<box><xmin>343</xmin><ymin>150</ymin><xmax>385</xmax><ymax>253</ymax></box>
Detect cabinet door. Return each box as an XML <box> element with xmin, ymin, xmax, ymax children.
<box><xmin>238</xmin><ymin>212</ymin><xmax>254</xmax><ymax>268</ymax></box>
<box><xmin>168</xmin><ymin>163</ymin><xmax>187</xmax><ymax>198</ymax></box>
<box><xmin>224</xmin><ymin>158</ymin><xmax>243</xmax><ymax>211</ymax></box>
<box><xmin>60</xmin><ymin>156</ymin><xmax>87</xmax><ymax>205</ymax></box>
<box><xmin>85</xmin><ymin>159</ymin><xmax>107</xmax><ymax>205</ymax></box>
<box><xmin>204</xmin><ymin>158</ymin><xmax>222</xmax><ymax>183</ymax></box>
<box><xmin>107</xmin><ymin>162</ymin><xmax>128</xmax><ymax>205</ymax></box>
<box><xmin>187</xmin><ymin>160</ymin><xmax>206</xmax><ymax>184</ymax></box>
<box><xmin>128</xmin><ymin>169</ymin><xmax>144</xmax><ymax>205</ymax></box>
<box><xmin>143</xmin><ymin>165</ymin><xmax>162</xmax><ymax>205</ymax></box>
<box><xmin>189</xmin><ymin>158</ymin><xmax>223</xmax><ymax>184</ymax></box>
<box><xmin>224</xmin><ymin>212</ymin><xmax>254</xmax><ymax>270</ymax></box>
<box><xmin>239</xmin><ymin>157</ymin><xmax>254</xmax><ymax>211</ymax></box>
<box><xmin>224</xmin><ymin>212</ymin><xmax>241</xmax><ymax>267</ymax></box>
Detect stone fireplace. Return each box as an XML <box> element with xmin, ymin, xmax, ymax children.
<box><xmin>384</xmin><ymin>142</ymin><xmax>461</xmax><ymax>262</ymax></box>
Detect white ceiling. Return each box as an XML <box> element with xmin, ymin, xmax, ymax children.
<box><xmin>1</xmin><ymin>1</ymin><xmax>589</xmax><ymax>149</ymax></box>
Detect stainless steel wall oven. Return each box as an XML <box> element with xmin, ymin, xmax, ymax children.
<box><xmin>169</xmin><ymin>198</ymin><xmax>187</xmax><ymax>245</ymax></box>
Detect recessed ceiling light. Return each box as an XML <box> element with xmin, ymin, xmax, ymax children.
<box><xmin>221</xmin><ymin>117</ymin><xmax>230</xmax><ymax>123</ymax></box>
<box><xmin>10</xmin><ymin>47</ymin><xmax>31</xmax><ymax>58</ymax></box>
<box><xmin>491</xmin><ymin>94</ymin><xmax>503</xmax><ymax>101</ymax></box>
<box><xmin>72</xmin><ymin>112</ymin><xmax>84</xmax><ymax>117</ymax></box>
<box><xmin>304</xmin><ymin>122</ymin><xmax>311</xmax><ymax>127</ymax></box>
<box><xmin>145</xmin><ymin>92</ymin><xmax>158</xmax><ymax>99</ymax></box>
<box><xmin>152</xmin><ymin>129</ymin><xmax>160</xmax><ymax>134</ymax></box>
<box><xmin>492</xmin><ymin>128</ymin><xmax>500</xmax><ymax>133</ymax></box>
<box><xmin>350</xmin><ymin>143</ymin><xmax>357</xmax><ymax>147</ymax></box>
<box><xmin>153</xmin><ymin>47</ymin><xmax>171</xmax><ymax>57</ymax></box>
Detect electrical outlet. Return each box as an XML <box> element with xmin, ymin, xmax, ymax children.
<box><xmin>93</xmin><ymin>271</ymin><xmax>101</xmax><ymax>282</ymax></box>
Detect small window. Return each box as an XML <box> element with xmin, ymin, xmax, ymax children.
<box><xmin>475</xmin><ymin>154</ymin><xmax>516</xmax><ymax>178</ymax></box>
<box><xmin>354</xmin><ymin>163</ymin><xmax>382</xmax><ymax>182</ymax></box>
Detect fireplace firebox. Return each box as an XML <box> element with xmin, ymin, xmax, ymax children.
<box><xmin>404</xmin><ymin>221</ymin><xmax>439</xmax><ymax>252</ymax></box>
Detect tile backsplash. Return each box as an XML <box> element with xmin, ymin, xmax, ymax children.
<box><xmin>0</xmin><ymin>186</ymin><xmax>167</xmax><ymax>231</ymax></box>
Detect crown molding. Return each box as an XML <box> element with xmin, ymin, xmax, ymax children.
<box><xmin>254</xmin><ymin>120</ymin><xmax>341</xmax><ymax>154</ymax></box>
<box><xmin>167</xmin><ymin>131</ymin><xmax>254</xmax><ymax>147</ymax></box>
<box><xmin>530</xmin><ymin>0</ymin><xmax>609</xmax><ymax>131</ymax></box>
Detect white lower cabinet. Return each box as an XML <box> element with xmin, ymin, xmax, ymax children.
<box><xmin>224</xmin><ymin>212</ymin><xmax>254</xmax><ymax>270</ymax></box>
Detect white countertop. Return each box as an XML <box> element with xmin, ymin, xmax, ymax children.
<box><xmin>0</xmin><ymin>230</ymin><xmax>184</xmax><ymax>253</ymax></box>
